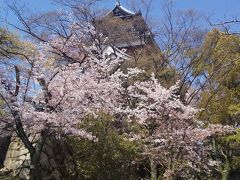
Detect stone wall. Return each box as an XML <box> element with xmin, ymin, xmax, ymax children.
<box><xmin>0</xmin><ymin>135</ymin><xmax>78</xmax><ymax>180</ymax></box>
<box><xmin>1</xmin><ymin>134</ymin><xmax>30</xmax><ymax>179</ymax></box>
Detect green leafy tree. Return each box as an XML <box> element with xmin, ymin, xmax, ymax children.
<box><xmin>69</xmin><ymin>113</ymin><xmax>141</xmax><ymax>180</ymax></box>
<box><xmin>191</xmin><ymin>29</ymin><xmax>240</xmax><ymax>125</ymax></box>
<box><xmin>190</xmin><ymin>29</ymin><xmax>240</xmax><ymax>179</ymax></box>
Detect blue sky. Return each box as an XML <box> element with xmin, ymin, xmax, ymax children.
<box><xmin>1</xmin><ymin>0</ymin><xmax>240</xmax><ymax>28</ymax></box>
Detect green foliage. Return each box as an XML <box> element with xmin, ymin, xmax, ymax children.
<box><xmin>0</xmin><ymin>28</ymin><xmax>18</xmax><ymax>56</ymax></box>
<box><xmin>226</xmin><ymin>129</ymin><xmax>240</xmax><ymax>143</ymax></box>
<box><xmin>69</xmin><ymin>113</ymin><xmax>140</xmax><ymax>180</ymax></box>
<box><xmin>0</xmin><ymin>27</ymin><xmax>38</xmax><ymax>62</ymax></box>
<box><xmin>193</xmin><ymin>29</ymin><xmax>240</xmax><ymax>125</ymax></box>
<box><xmin>185</xmin><ymin>29</ymin><xmax>240</xmax><ymax>179</ymax></box>
<box><xmin>121</xmin><ymin>47</ymin><xmax>177</xmax><ymax>88</ymax></box>
<box><xmin>0</xmin><ymin>28</ymin><xmax>22</xmax><ymax>58</ymax></box>
<box><xmin>210</xmin><ymin>130</ymin><xmax>240</xmax><ymax>179</ymax></box>
<box><xmin>0</xmin><ymin>99</ymin><xmax>4</xmax><ymax>116</ymax></box>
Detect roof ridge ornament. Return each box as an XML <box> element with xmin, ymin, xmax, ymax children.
<box><xmin>116</xmin><ymin>0</ymin><xmax>120</xmax><ymax>6</ymax></box>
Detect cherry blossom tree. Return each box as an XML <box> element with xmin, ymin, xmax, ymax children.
<box><xmin>0</xmin><ymin>21</ymin><xmax>235</xmax><ymax>180</ymax></box>
<box><xmin>126</xmin><ymin>75</ymin><xmax>234</xmax><ymax>179</ymax></box>
<box><xmin>0</xmin><ymin>23</ymin><xmax>142</xmax><ymax>179</ymax></box>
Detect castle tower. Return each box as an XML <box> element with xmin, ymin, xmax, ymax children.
<box><xmin>94</xmin><ymin>2</ymin><xmax>160</xmax><ymax>55</ymax></box>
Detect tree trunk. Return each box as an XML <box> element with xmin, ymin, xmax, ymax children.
<box><xmin>150</xmin><ymin>158</ymin><xmax>157</xmax><ymax>180</ymax></box>
<box><xmin>29</xmin><ymin>132</ymin><xmax>49</xmax><ymax>180</ymax></box>
<box><xmin>0</xmin><ymin>136</ymin><xmax>11</xmax><ymax>168</ymax></box>
<box><xmin>30</xmin><ymin>151</ymin><xmax>42</xmax><ymax>180</ymax></box>
<box><xmin>221</xmin><ymin>159</ymin><xmax>230</xmax><ymax>180</ymax></box>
